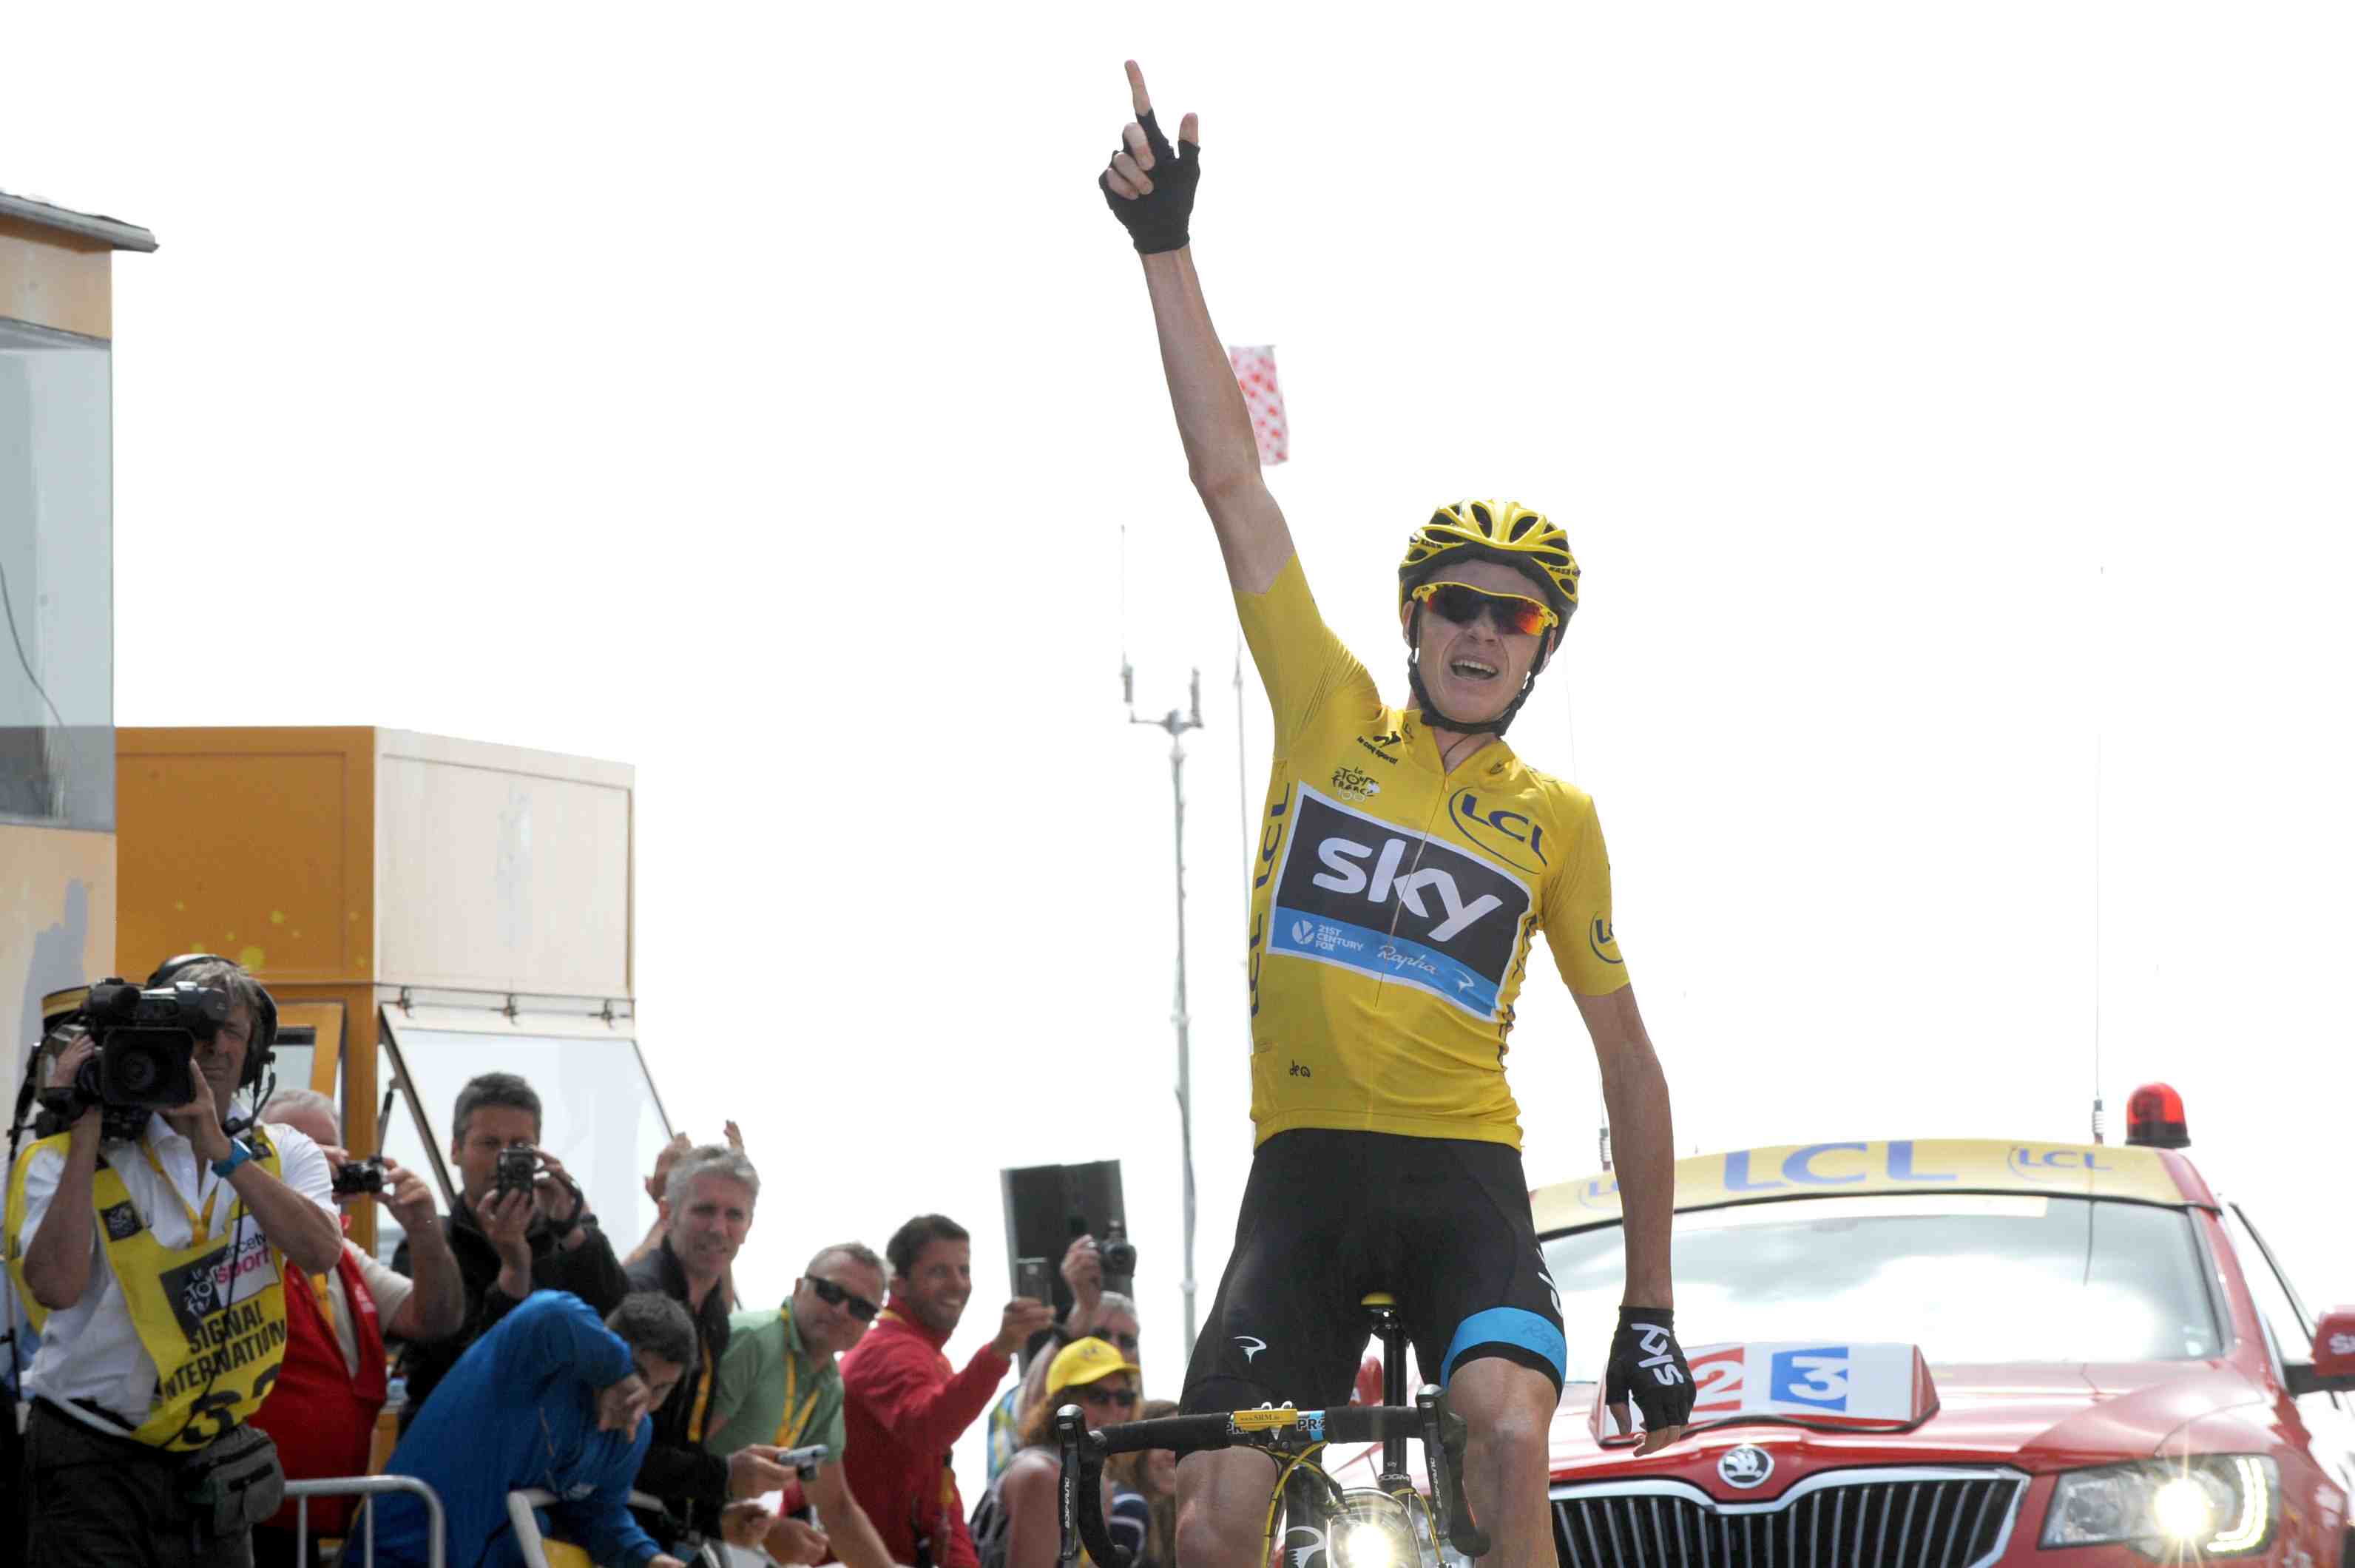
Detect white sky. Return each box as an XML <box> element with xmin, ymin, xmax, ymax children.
<box><xmin>11</xmin><ymin>0</ymin><xmax>2353</xmax><ymax>1497</ymax></box>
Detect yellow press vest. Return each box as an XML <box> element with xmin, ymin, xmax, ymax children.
<box><xmin>4</xmin><ymin>1126</ymin><xmax>294</xmax><ymax>1450</ymax></box>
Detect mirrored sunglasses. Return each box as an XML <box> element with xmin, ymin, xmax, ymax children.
<box><xmin>1411</xmin><ymin>580</ymin><xmax>1558</xmax><ymax>638</ymax></box>
<box><xmin>805</xmin><ymin>1274</ymin><xmax>881</xmax><ymax>1322</ymax></box>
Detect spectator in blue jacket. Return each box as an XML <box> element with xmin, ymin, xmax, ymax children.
<box><xmin>371</xmin><ymin>1291</ymin><xmax>726</xmax><ymax>1568</ymax></box>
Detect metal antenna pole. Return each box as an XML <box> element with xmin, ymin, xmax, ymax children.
<box><xmin>2090</xmin><ymin>564</ymin><xmax>2106</xmax><ymax>1146</ymax></box>
<box><xmin>1129</xmin><ymin>664</ymin><xmax>1206</xmax><ymax>1351</ymax></box>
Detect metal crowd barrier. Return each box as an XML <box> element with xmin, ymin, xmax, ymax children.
<box><xmin>282</xmin><ymin>1473</ymin><xmax>448</xmax><ymax>1567</ymax></box>
<box><xmin>505</xmin><ymin>1487</ymin><xmax>726</xmax><ymax>1568</ymax></box>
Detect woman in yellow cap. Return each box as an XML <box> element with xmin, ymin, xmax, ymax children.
<box><xmin>971</xmin><ymin>1337</ymin><xmax>1141</xmax><ymax>1568</ymax></box>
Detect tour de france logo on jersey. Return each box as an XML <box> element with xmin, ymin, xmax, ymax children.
<box><xmin>1267</xmin><ymin>786</ymin><xmax>1533</xmax><ymax>1020</ymax></box>
<box><xmin>161</xmin><ymin>1230</ymin><xmax>275</xmax><ymax>1347</ymax></box>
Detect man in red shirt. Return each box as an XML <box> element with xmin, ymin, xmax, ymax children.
<box><xmin>247</xmin><ymin>1089</ymin><xmax>463</xmax><ymax>1567</ymax></box>
<box><xmin>841</xmin><ymin>1214</ymin><xmax>1053</xmax><ymax>1568</ymax></box>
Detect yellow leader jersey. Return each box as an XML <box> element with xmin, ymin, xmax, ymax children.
<box><xmin>1240</xmin><ymin>556</ymin><xmax>1629</xmax><ymax>1151</ymax></box>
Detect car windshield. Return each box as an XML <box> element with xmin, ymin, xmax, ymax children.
<box><xmin>1543</xmin><ymin>1192</ymin><xmax>2221</xmax><ymax>1382</ymax></box>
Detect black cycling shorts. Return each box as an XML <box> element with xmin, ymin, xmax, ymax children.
<box><xmin>1179</xmin><ymin>1129</ymin><xmax>1566</xmax><ymax>1416</ymax></box>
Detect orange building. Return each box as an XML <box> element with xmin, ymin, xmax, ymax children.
<box><xmin>114</xmin><ymin>725</ymin><xmax>664</xmax><ymax>1257</ymax></box>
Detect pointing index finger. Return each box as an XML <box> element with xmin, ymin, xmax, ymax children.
<box><xmin>1124</xmin><ymin>59</ymin><xmax>1151</xmax><ymax>117</ymax></box>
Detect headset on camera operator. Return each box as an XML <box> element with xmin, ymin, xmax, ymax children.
<box><xmin>3</xmin><ymin>956</ymin><xmax>343</xmax><ymax>1568</ymax></box>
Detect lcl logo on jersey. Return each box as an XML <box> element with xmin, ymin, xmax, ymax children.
<box><xmin>1448</xmin><ymin>788</ymin><xmax>1550</xmax><ymax>874</ymax></box>
<box><xmin>1267</xmin><ymin>787</ymin><xmax>1532</xmax><ymax>1019</ymax></box>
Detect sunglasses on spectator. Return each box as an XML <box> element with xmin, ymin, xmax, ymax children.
<box><xmin>1078</xmin><ymin>1385</ymin><xmax>1137</xmax><ymax>1410</ymax></box>
<box><xmin>1410</xmin><ymin>580</ymin><xmax>1559</xmax><ymax>638</ymax></box>
<box><xmin>1091</xmin><ymin>1329</ymin><xmax>1140</xmax><ymax>1354</ymax></box>
<box><xmin>805</xmin><ymin>1275</ymin><xmax>880</xmax><ymax>1322</ymax></box>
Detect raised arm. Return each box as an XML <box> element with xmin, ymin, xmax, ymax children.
<box><xmin>1101</xmin><ymin>60</ymin><xmax>1296</xmax><ymax>596</ymax></box>
<box><xmin>377</xmin><ymin>1160</ymin><xmax>464</xmax><ymax>1342</ymax></box>
<box><xmin>166</xmin><ymin>1075</ymin><xmax>342</xmax><ymax>1275</ymax></box>
<box><xmin>18</xmin><ymin>1129</ymin><xmax>100</xmax><ymax>1311</ymax></box>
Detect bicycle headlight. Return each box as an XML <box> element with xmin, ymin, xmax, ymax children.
<box><xmin>1334</xmin><ymin>1489</ymin><xmax>1434</xmax><ymax>1568</ymax></box>
<box><xmin>2039</xmin><ymin>1456</ymin><xmax>2277</xmax><ymax>1555</ymax></box>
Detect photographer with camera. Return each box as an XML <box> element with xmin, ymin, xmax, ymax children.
<box><xmin>984</xmin><ymin>1231</ymin><xmax>1143</xmax><ymax>1484</ymax></box>
<box><xmin>4</xmin><ymin>957</ymin><xmax>344</xmax><ymax>1567</ymax></box>
<box><xmin>391</xmin><ymin>1071</ymin><xmax>629</xmax><ymax>1432</ymax></box>
<box><xmin>244</xmin><ymin>1087</ymin><xmax>462</xmax><ymax>1567</ymax></box>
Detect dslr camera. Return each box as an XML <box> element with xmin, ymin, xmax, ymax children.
<box><xmin>37</xmin><ymin>979</ymin><xmax>225</xmax><ymax>1118</ymax></box>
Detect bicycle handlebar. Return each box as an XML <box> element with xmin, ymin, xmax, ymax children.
<box><xmin>1054</xmin><ymin>1389</ymin><xmax>1490</xmax><ymax>1567</ymax></box>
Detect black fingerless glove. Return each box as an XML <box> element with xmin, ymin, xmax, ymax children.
<box><xmin>1098</xmin><ymin>109</ymin><xmax>1200</xmax><ymax>254</ymax></box>
<box><xmin>1604</xmin><ymin>1307</ymin><xmax>1695</xmax><ymax>1436</ymax></box>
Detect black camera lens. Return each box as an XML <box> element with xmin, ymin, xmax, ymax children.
<box><xmin>96</xmin><ymin>1030</ymin><xmax>200</xmax><ymax>1111</ymax></box>
<box><xmin>115</xmin><ymin>1050</ymin><xmax>162</xmax><ymax>1097</ymax></box>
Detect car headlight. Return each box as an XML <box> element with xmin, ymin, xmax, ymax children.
<box><xmin>2040</xmin><ymin>1456</ymin><xmax>2277</xmax><ymax>1555</ymax></box>
<box><xmin>1332</xmin><ymin>1488</ymin><xmax>1436</xmax><ymax>1568</ymax></box>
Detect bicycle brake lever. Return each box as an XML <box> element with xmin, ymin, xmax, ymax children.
<box><xmin>1415</xmin><ymin>1386</ymin><xmax>1491</xmax><ymax>1558</ymax></box>
<box><xmin>1052</xmin><ymin>1405</ymin><xmax>1129</xmax><ymax>1568</ymax></box>
<box><xmin>1054</xmin><ymin>1406</ymin><xmax>1084</xmax><ymax>1566</ymax></box>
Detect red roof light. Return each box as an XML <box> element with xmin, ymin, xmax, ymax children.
<box><xmin>2126</xmin><ymin>1081</ymin><xmax>2190</xmax><ymax>1149</ymax></box>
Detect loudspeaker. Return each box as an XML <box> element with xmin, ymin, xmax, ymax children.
<box><xmin>999</xmin><ymin>1158</ymin><xmax>1126</xmax><ymax>1342</ymax></box>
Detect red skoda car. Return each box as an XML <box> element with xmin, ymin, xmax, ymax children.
<box><xmin>1527</xmin><ymin>1095</ymin><xmax>2355</xmax><ymax>1567</ymax></box>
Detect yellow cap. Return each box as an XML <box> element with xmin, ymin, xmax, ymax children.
<box><xmin>1047</xmin><ymin>1335</ymin><xmax>1141</xmax><ymax>1399</ymax></box>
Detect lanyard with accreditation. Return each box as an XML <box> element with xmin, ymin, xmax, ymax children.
<box><xmin>773</xmin><ymin>1308</ymin><xmax>823</xmax><ymax>1447</ymax></box>
<box><xmin>4</xmin><ymin>1126</ymin><xmax>294</xmax><ymax>1450</ymax></box>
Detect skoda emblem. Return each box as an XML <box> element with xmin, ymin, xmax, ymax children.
<box><xmin>1717</xmin><ymin>1444</ymin><xmax>1774</xmax><ymax>1490</ymax></box>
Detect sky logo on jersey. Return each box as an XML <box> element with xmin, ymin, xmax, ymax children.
<box><xmin>1268</xmin><ymin>787</ymin><xmax>1533</xmax><ymax>1019</ymax></box>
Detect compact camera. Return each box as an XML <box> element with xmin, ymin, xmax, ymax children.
<box><xmin>495</xmin><ymin>1146</ymin><xmax>542</xmax><ymax>1199</ymax></box>
<box><xmin>37</xmin><ymin>979</ymin><xmax>225</xmax><ymax>1117</ymax></box>
<box><xmin>331</xmin><ymin>1155</ymin><xmax>388</xmax><ymax>1197</ymax></box>
<box><xmin>1100</xmin><ymin>1218</ymin><xmax>1137</xmax><ymax>1297</ymax></box>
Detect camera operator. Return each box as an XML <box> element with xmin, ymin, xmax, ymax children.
<box><xmin>246</xmin><ymin>1087</ymin><xmax>462</xmax><ymax>1567</ymax></box>
<box><xmin>4</xmin><ymin>957</ymin><xmax>344</xmax><ymax>1568</ymax></box>
<box><xmin>391</xmin><ymin>1070</ymin><xmax>629</xmax><ymax>1431</ymax></box>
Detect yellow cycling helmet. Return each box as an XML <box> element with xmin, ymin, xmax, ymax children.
<box><xmin>1396</xmin><ymin>499</ymin><xmax>1581</xmax><ymax>623</ymax></box>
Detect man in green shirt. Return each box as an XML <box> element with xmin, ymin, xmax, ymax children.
<box><xmin>706</xmin><ymin>1242</ymin><xmax>901</xmax><ymax>1568</ymax></box>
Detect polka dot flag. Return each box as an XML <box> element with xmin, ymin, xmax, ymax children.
<box><xmin>1227</xmin><ymin>344</ymin><xmax>1288</xmax><ymax>467</ymax></box>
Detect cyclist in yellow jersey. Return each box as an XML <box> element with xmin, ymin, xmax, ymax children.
<box><xmin>1097</xmin><ymin>61</ymin><xmax>1694</xmax><ymax>1568</ymax></box>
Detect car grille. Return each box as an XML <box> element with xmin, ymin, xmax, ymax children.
<box><xmin>1552</xmin><ymin>1470</ymin><xmax>2026</xmax><ymax>1568</ymax></box>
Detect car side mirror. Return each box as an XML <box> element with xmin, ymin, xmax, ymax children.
<box><xmin>2283</xmin><ymin>1306</ymin><xmax>2355</xmax><ymax>1397</ymax></box>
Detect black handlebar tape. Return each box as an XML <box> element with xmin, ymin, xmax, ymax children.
<box><xmin>1084</xmin><ymin>1405</ymin><xmax>1433</xmax><ymax>1458</ymax></box>
<box><xmin>1087</xmin><ymin>1412</ymin><xmax>1246</xmax><ymax>1456</ymax></box>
